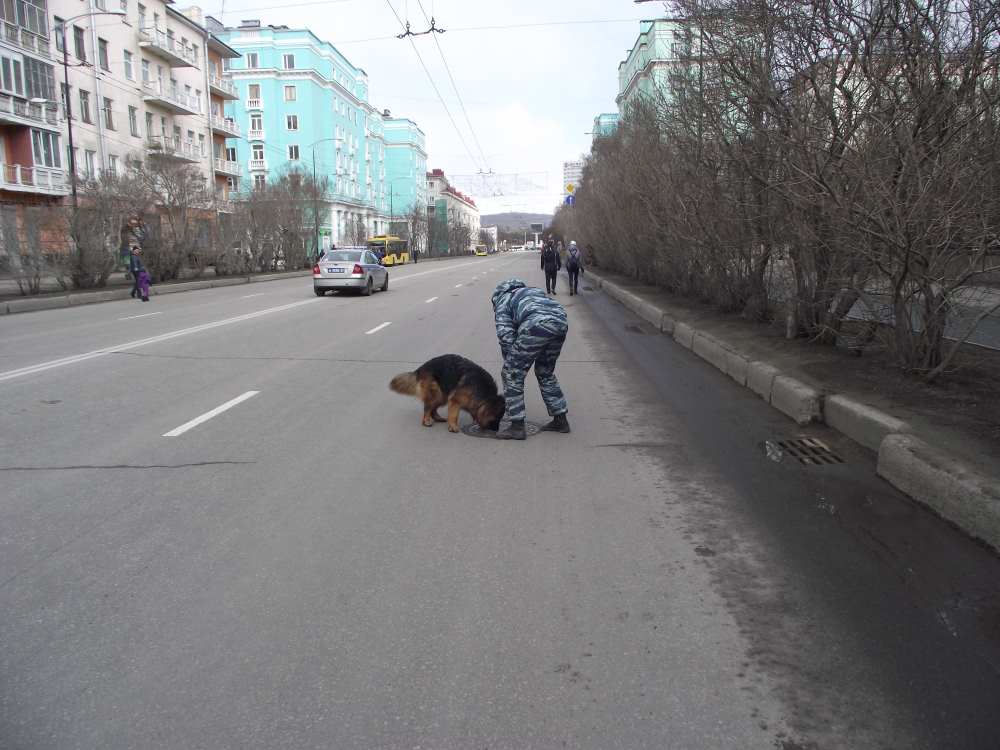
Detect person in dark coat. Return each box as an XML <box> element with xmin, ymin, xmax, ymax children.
<box><xmin>566</xmin><ymin>240</ymin><xmax>584</xmax><ymax>296</ymax></box>
<box><xmin>540</xmin><ymin>239</ymin><xmax>561</xmax><ymax>294</ymax></box>
<box><xmin>491</xmin><ymin>278</ymin><xmax>571</xmax><ymax>440</ymax></box>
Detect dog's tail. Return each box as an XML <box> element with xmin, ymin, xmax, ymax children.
<box><xmin>389</xmin><ymin>371</ymin><xmax>418</xmax><ymax>396</ymax></box>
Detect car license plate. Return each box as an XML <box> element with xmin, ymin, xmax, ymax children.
<box><xmin>328</xmin><ymin>268</ymin><xmax>344</xmax><ymax>274</ymax></box>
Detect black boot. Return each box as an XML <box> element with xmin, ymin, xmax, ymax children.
<box><xmin>496</xmin><ymin>419</ymin><xmax>526</xmax><ymax>440</ymax></box>
<box><xmin>540</xmin><ymin>413</ymin><xmax>571</xmax><ymax>433</ymax></box>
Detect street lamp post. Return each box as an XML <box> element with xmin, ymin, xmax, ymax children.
<box><xmin>59</xmin><ymin>10</ymin><xmax>127</xmax><ymax>208</ymax></box>
<box><xmin>309</xmin><ymin>136</ymin><xmax>343</xmax><ymax>258</ymax></box>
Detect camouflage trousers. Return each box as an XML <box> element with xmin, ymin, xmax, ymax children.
<box><xmin>501</xmin><ymin>315</ymin><xmax>568</xmax><ymax>421</ymax></box>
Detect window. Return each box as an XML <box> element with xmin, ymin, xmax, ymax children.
<box><xmin>283</xmin><ymin>85</ymin><xmax>296</xmax><ymax>101</ymax></box>
<box><xmin>98</xmin><ymin>39</ymin><xmax>110</xmax><ymax>71</ymax></box>
<box><xmin>124</xmin><ymin>50</ymin><xmax>134</xmax><ymax>80</ymax></box>
<box><xmin>251</xmin><ymin>144</ymin><xmax>264</xmax><ymax>160</ymax></box>
<box><xmin>137</xmin><ymin>3</ymin><xmax>146</xmax><ymax>29</ymax></box>
<box><xmin>286</xmin><ymin>114</ymin><xmax>297</xmax><ymax>130</ymax></box>
<box><xmin>223</xmin><ymin>57</ymin><xmax>231</xmax><ymax>71</ymax></box>
<box><xmin>23</xmin><ymin>58</ymin><xmax>54</xmax><ymax>101</ymax></box>
<box><xmin>253</xmin><ymin>174</ymin><xmax>266</xmax><ymax>190</ymax></box>
<box><xmin>128</xmin><ymin>105</ymin><xmax>139</xmax><ymax>136</ymax></box>
<box><xmin>250</xmin><ymin>113</ymin><xmax>262</xmax><ymax>131</ymax></box>
<box><xmin>247</xmin><ymin>83</ymin><xmax>260</xmax><ymax>100</ymax></box>
<box><xmin>120</xmin><ymin>0</ymin><xmax>128</xmax><ymax>14</ymax></box>
<box><xmin>145</xmin><ymin>111</ymin><xmax>153</xmax><ymax>138</ymax></box>
<box><xmin>0</xmin><ymin>56</ymin><xmax>24</xmax><ymax>96</ymax></box>
<box><xmin>141</xmin><ymin>58</ymin><xmax>150</xmax><ymax>83</ymax></box>
<box><xmin>288</xmin><ymin>144</ymin><xmax>299</xmax><ymax>160</ymax></box>
<box><xmin>225</xmin><ymin>146</ymin><xmax>236</xmax><ymax>161</ymax></box>
<box><xmin>79</xmin><ymin>90</ymin><xmax>91</xmax><ymax>123</ymax></box>
<box><xmin>227</xmin><ymin>176</ymin><xmax>236</xmax><ymax>190</ymax></box>
<box><xmin>109</xmin><ymin>154</ymin><xmax>119</xmax><ymax>176</ymax></box>
<box><xmin>74</xmin><ymin>26</ymin><xmax>86</xmax><ymax>61</ymax></box>
<box><xmin>84</xmin><ymin>149</ymin><xmax>96</xmax><ymax>177</ymax></box>
<box><xmin>31</xmin><ymin>130</ymin><xmax>60</xmax><ymax>168</ymax></box>
<box><xmin>282</xmin><ymin>54</ymin><xmax>294</xmax><ymax>69</ymax></box>
<box><xmin>54</xmin><ymin>17</ymin><xmax>64</xmax><ymax>52</ymax></box>
<box><xmin>103</xmin><ymin>97</ymin><xmax>114</xmax><ymax>129</ymax></box>
<box><xmin>198</xmin><ymin>133</ymin><xmax>205</xmax><ymax>155</ymax></box>
<box><xmin>246</xmin><ymin>52</ymin><xmax>258</xmax><ymax>69</ymax></box>
<box><xmin>60</xmin><ymin>83</ymin><xmax>70</xmax><ymax>117</ymax></box>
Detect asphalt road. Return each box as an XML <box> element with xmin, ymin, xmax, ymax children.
<box><xmin>1</xmin><ymin>254</ymin><xmax>998</xmax><ymax>749</ymax></box>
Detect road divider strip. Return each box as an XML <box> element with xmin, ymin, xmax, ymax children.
<box><xmin>163</xmin><ymin>391</ymin><xmax>260</xmax><ymax>437</ymax></box>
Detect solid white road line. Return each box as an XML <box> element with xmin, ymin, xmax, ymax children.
<box><xmin>241</xmin><ymin>293</ymin><xmax>266</xmax><ymax>299</ymax></box>
<box><xmin>0</xmin><ymin>299</ymin><xmax>318</xmax><ymax>384</ymax></box>
<box><xmin>163</xmin><ymin>391</ymin><xmax>260</xmax><ymax>437</ymax></box>
<box><xmin>118</xmin><ymin>312</ymin><xmax>162</xmax><ymax>321</ymax></box>
<box><xmin>366</xmin><ymin>321</ymin><xmax>392</xmax><ymax>335</ymax></box>
<box><xmin>425</xmin><ymin>297</ymin><xmax>438</xmax><ymax>303</ymax></box>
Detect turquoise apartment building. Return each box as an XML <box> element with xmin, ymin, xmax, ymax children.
<box><xmin>216</xmin><ymin>20</ymin><xmax>426</xmax><ymax>250</ymax></box>
<box><xmin>592</xmin><ymin>112</ymin><xmax>620</xmax><ymax>140</ymax></box>
<box><xmin>617</xmin><ymin>19</ymin><xmax>692</xmax><ymax>116</ymax></box>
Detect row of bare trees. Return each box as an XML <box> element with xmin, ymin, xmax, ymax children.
<box><xmin>1</xmin><ymin>158</ymin><xmax>414</xmax><ymax>292</ymax></box>
<box><xmin>555</xmin><ymin>0</ymin><xmax>1000</xmax><ymax>379</ymax></box>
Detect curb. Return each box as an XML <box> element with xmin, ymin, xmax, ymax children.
<box><xmin>1</xmin><ymin>270</ymin><xmax>311</xmax><ymax>315</ymax></box>
<box><xmin>590</xmin><ymin>270</ymin><xmax>1000</xmax><ymax>552</ymax></box>
<box><xmin>878</xmin><ymin>435</ymin><xmax>1000</xmax><ymax>551</ymax></box>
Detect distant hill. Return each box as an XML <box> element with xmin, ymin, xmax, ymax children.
<box><xmin>480</xmin><ymin>212</ymin><xmax>553</xmax><ymax>232</ymax></box>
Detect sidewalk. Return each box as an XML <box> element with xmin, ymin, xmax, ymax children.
<box><xmin>587</xmin><ymin>268</ymin><xmax>1000</xmax><ymax>554</ymax></box>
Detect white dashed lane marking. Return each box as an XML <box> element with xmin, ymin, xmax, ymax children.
<box><xmin>365</xmin><ymin>322</ymin><xmax>392</xmax><ymax>335</ymax></box>
<box><xmin>163</xmin><ymin>391</ymin><xmax>260</xmax><ymax>437</ymax></box>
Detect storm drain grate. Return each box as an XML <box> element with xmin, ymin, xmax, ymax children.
<box><xmin>463</xmin><ymin>421</ymin><xmax>542</xmax><ymax>438</ymax></box>
<box><xmin>766</xmin><ymin>438</ymin><xmax>845</xmax><ymax>465</ymax></box>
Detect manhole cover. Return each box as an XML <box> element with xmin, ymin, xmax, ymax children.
<box><xmin>765</xmin><ymin>438</ymin><xmax>844</xmax><ymax>465</ymax></box>
<box><xmin>462</xmin><ymin>420</ymin><xmax>543</xmax><ymax>438</ymax></box>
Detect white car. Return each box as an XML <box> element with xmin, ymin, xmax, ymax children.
<box><xmin>313</xmin><ymin>248</ymin><xmax>388</xmax><ymax>296</ymax></box>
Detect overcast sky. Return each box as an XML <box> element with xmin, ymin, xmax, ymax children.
<box><xmin>205</xmin><ymin>0</ymin><xmax>657</xmax><ymax>215</ymax></box>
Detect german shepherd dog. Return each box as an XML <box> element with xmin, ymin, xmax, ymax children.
<box><xmin>390</xmin><ymin>354</ymin><xmax>506</xmax><ymax>433</ymax></box>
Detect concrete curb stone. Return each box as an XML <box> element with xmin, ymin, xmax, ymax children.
<box><xmin>826</xmin><ymin>394</ymin><xmax>911</xmax><ymax>453</ymax></box>
<box><xmin>770</xmin><ymin>375</ymin><xmax>824</xmax><ymax>426</ymax></box>
<box><xmin>6</xmin><ymin>295</ymin><xmax>70</xmax><ymax>314</ymax></box>
<box><xmin>692</xmin><ymin>332</ymin><xmax>731</xmax><ymax>372</ymax></box>
<box><xmin>747</xmin><ymin>361</ymin><xmax>781</xmax><ymax>401</ymax></box>
<box><xmin>725</xmin><ymin>350</ymin><xmax>751</xmax><ymax>387</ymax></box>
<box><xmin>878</xmin><ymin>434</ymin><xmax>1000</xmax><ymax>552</ymax></box>
<box><xmin>673</xmin><ymin>321</ymin><xmax>696</xmax><ymax>349</ymax></box>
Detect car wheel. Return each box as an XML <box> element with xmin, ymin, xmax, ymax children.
<box><xmin>314</xmin><ymin>288</ymin><xmax>325</xmax><ymax>297</ymax></box>
<box><xmin>362</xmin><ymin>277</ymin><xmax>373</xmax><ymax>296</ymax></box>
<box><xmin>380</xmin><ymin>273</ymin><xmax>389</xmax><ymax>292</ymax></box>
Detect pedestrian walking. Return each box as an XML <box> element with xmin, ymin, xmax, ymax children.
<box><xmin>540</xmin><ymin>239</ymin><xmax>561</xmax><ymax>294</ymax></box>
<box><xmin>566</xmin><ymin>240</ymin><xmax>584</xmax><ymax>296</ymax></box>
<box><xmin>128</xmin><ymin>246</ymin><xmax>145</xmax><ymax>300</ymax></box>
<box><xmin>491</xmin><ymin>278</ymin><xmax>571</xmax><ymax>440</ymax></box>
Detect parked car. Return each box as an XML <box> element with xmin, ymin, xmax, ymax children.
<box><xmin>313</xmin><ymin>248</ymin><xmax>389</xmax><ymax>296</ymax></box>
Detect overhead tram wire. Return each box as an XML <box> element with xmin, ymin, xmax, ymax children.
<box><xmin>383</xmin><ymin>0</ymin><xmax>485</xmax><ymax>173</ymax></box>
<box><xmin>413</xmin><ymin>0</ymin><xmax>491</xmax><ymax>174</ymax></box>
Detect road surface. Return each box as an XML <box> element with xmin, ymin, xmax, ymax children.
<box><xmin>2</xmin><ymin>253</ymin><xmax>999</xmax><ymax>749</ymax></box>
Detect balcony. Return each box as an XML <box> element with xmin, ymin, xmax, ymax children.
<box><xmin>1</xmin><ymin>22</ymin><xmax>50</xmax><ymax>58</ymax></box>
<box><xmin>0</xmin><ymin>163</ymin><xmax>69</xmax><ymax>195</ymax></box>
<box><xmin>214</xmin><ymin>157</ymin><xmax>240</xmax><ymax>176</ymax></box>
<box><xmin>0</xmin><ymin>92</ymin><xmax>59</xmax><ymax>130</ymax></box>
<box><xmin>248</xmin><ymin>157</ymin><xmax>267</xmax><ymax>171</ymax></box>
<box><xmin>209</xmin><ymin>75</ymin><xmax>238</xmax><ymax>100</ymax></box>
<box><xmin>146</xmin><ymin>135</ymin><xmax>202</xmax><ymax>163</ymax></box>
<box><xmin>210</xmin><ymin>115</ymin><xmax>240</xmax><ymax>138</ymax></box>
<box><xmin>247</xmin><ymin>127</ymin><xmax>264</xmax><ymax>140</ymax></box>
<box><xmin>245</xmin><ymin>97</ymin><xmax>262</xmax><ymax>110</ymax></box>
<box><xmin>138</xmin><ymin>27</ymin><xmax>197</xmax><ymax>67</ymax></box>
<box><xmin>141</xmin><ymin>80</ymin><xmax>200</xmax><ymax>115</ymax></box>
<box><xmin>215</xmin><ymin>198</ymin><xmax>236</xmax><ymax>213</ymax></box>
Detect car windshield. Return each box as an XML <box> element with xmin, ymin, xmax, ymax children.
<box><xmin>323</xmin><ymin>251</ymin><xmax>363</xmax><ymax>262</ymax></box>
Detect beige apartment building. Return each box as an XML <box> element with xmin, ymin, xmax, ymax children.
<box><xmin>0</xmin><ymin>0</ymin><xmax>239</xmax><ymax>228</ymax></box>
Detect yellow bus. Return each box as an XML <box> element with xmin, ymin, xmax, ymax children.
<box><xmin>367</xmin><ymin>235</ymin><xmax>409</xmax><ymax>266</ymax></box>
